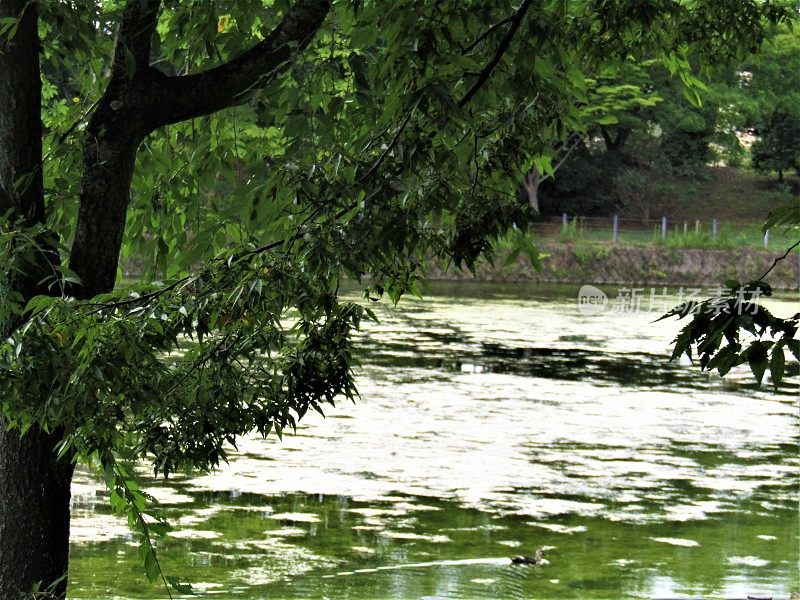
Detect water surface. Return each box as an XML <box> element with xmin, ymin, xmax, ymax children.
<box><xmin>68</xmin><ymin>283</ymin><xmax>799</xmax><ymax>599</ymax></box>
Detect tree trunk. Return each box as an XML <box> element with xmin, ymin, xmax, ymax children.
<box><xmin>521</xmin><ymin>168</ymin><xmax>541</xmax><ymax>213</ymax></box>
<box><xmin>69</xmin><ymin>117</ymin><xmax>142</xmax><ymax>297</ymax></box>
<box><xmin>0</xmin><ymin>0</ymin><xmax>43</xmax><ymax>222</ymax></box>
<box><xmin>0</xmin><ymin>1</ymin><xmax>75</xmax><ymax>598</ymax></box>
<box><xmin>0</xmin><ymin>430</ymin><xmax>75</xmax><ymax>599</ymax></box>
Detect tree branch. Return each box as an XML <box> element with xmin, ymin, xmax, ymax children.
<box><xmin>522</xmin><ymin>134</ymin><xmax>584</xmax><ymax>213</ymax></box>
<box><xmin>521</xmin><ymin>168</ymin><xmax>540</xmax><ymax>212</ymax></box>
<box><xmin>357</xmin><ymin>96</ymin><xmax>421</xmax><ymax>184</ymax></box>
<box><xmin>458</xmin><ymin>0</ymin><xmax>534</xmax><ymax>109</ymax></box>
<box><xmin>758</xmin><ymin>239</ymin><xmax>800</xmax><ymax>282</ymax></box>
<box><xmin>152</xmin><ymin>0</ymin><xmax>331</xmax><ymax>128</ymax></box>
<box><xmin>461</xmin><ymin>15</ymin><xmax>512</xmax><ymax>55</ymax></box>
<box><xmin>112</xmin><ymin>0</ymin><xmax>161</xmax><ymax>76</ymax></box>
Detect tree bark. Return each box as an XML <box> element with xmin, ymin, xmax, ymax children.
<box><xmin>68</xmin><ymin>83</ymin><xmax>151</xmax><ymax>296</ymax></box>
<box><xmin>0</xmin><ymin>1</ymin><xmax>75</xmax><ymax>598</ymax></box>
<box><xmin>0</xmin><ymin>0</ymin><xmax>43</xmax><ymax>223</ymax></box>
<box><xmin>0</xmin><ymin>429</ymin><xmax>75</xmax><ymax>599</ymax></box>
<box><xmin>522</xmin><ymin>168</ymin><xmax>541</xmax><ymax>213</ymax></box>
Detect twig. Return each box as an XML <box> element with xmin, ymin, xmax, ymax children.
<box><xmin>357</xmin><ymin>96</ymin><xmax>421</xmax><ymax>184</ymax></box>
<box><xmin>160</xmin><ymin>332</ymin><xmax>236</xmax><ymax>400</ymax></box>
<box><xmin>81</xmin><ymin>276</ymin><xmax>191</xmax><ymax>311</ymax></box>
<box><xmin>109</xmin><ymin>459</ymin><xmax>174</xmax><ymax>600</ymax></box>
<box><xmin>540</xmin><ymin>134</ymin><xmax>585</xmax><ymax>183</ymax></box>
<box><xmin>462</xmin><ymin>16</ymin><xmax>513</xmax><ymax>55</ymax></box>
<box><xmin>470</xmin><ymin>132</ymin><xmax>480</xmax><ymax>199</ymax></box>
<box><xmin>458</xmin><ymin>0</ymin><xmax>535</xmax><ymax>109</ymax></box>
<box><xmin>758</xmin><ymin>239</ymin><xmax>800</xmax><ymax>281</ymax></box>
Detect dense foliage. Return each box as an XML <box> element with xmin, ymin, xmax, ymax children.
<box><xmin>0</xmin><ymin>0</ymin><xmax>798</xmax><ymax>594</ymax></box>
<box><xmin>743</xmin><ymin>28</ymin><xmax>800</xmax><ymax>181</ymax></box>
<box><xmin>537</xmin><ymin>25</ymin><xmax>800</xmax><ymax>217</ymax></box>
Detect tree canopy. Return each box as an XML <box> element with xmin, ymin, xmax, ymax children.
<box><xmin>0</xmin><ymin>0</ymin><xmax>797</xmax><ymax>596</ymax></box>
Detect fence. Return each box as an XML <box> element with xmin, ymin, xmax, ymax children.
<box><xmin>530</xmin><ymin>214</ymin><xmax>793</xmax><ymax>249</ymax></box>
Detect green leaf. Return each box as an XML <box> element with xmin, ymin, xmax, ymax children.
<box><xmin>143</xmin><ymin>548</ymin><xmax>160</xmax><ymax>583</ymax></box>
<box><xmin>166</xmin><ymin>576</ymin><xmax>194</xmax><ymax>594</ymax></box>
<box><xmin>745</xmin><ymin>342</ymin><xmax>769</xmax><ymax>385</ymax></box>
<box><xmin>669</xmin><ymin>324</ymin><xmax>694</xmax><ymax>361</ymax></box>
<box><xmin>595</xmin><ymin>115</ymin><xmax>619</xmax><ymax>125</ymax></box>
<box><xmin>763</xmin><ymin>198</ymin><xmax>800</xmax><ymax>232</ymax></box>
<box><xmin>786</xmin><ymin>338</ymin><xmax>800</xmax><ymax>361</ymax></box>
<box><xmin>23</xmin><ymin>295</ymin><xmax>55</xmax><ymax>316</ymax></box>
<box><xmin>109</xmin><ymin>490</ymin><xmax>126</xmax><ymax>512</ymax></box>
<box><xmin>769</xmin><ymin>346</ymin><xmax>785</xmax><ymax>389</ymax></box>
<box><xmin>503</xmin><ymin>247</ymin><xmax>521</xmax><ymax>267</ymax></box>
<box><xmin>0</xmin><ymin>17</ymin><xmax>19</xmax><ymax>41</ymax></box>
<box><xmin>706</xmin><ymin>344</ymin><xmax>740</xmax><ymax>376</ymax></box>
<box><xmin>148</xmin><ymin>521</ymin><xmax>172</xmax><ymax>537</ymax></box>
<box><xmin>723</xmin><ymin>279</ymin><xmax>740</xmax><ymax>290</ymax></box>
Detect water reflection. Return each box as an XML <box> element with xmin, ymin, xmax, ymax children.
<box><xmin>67</xmin><ymin>284</ymin><xmax>799</xmax><ymax>599</ymax></box>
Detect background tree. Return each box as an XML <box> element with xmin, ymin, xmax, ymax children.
<box><xmin>739</xmin><ymin>28</ymin><xmax>800</xmax><ymax>182</ymax></box>
<box><xmin>537</xmin><ymin>24</ymin><xmax>800</xmax><ymax>217</ymax></box>
<box><xmin>537</xmin><ymin>56</ymin><xmax>744</xmax><ymax>216</ymax></box>
<box><xmin>751</xmin><ymin>110</ymin><xmax>800</xmax><ymax>182</ymax></box>
<box><xmin>0</xmin><ymin>0</ymin><xmax>794</xmax><ymax>597</ymax></box>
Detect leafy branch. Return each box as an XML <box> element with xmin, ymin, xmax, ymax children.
<box><xmin>103</xmin><ymin>456</ymin><xmax>192</xmax><ymax>597</ymax></box>
<box><xmin>661</xmin><ymin>280</ymin><xmax>798</xmax><ymax>389</ymax></box>
<box><xmin>458</xmin><ymin>0</ymin><xmax>534</xmax><ymax>108</ymax></box>
<box><xmin>461</xmin><ymin>15</ymin><xmax>513</xmax><ymax>55</ymax></box>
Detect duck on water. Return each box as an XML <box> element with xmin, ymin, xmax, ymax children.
<box><xmin>511</xmin><ymin>548</ymin><xmax>548</xmax><ymax>565</ymax></box>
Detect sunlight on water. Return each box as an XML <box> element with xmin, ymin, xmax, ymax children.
<box><xmin>67</xmin><ymin>283</ymin><xmax>799</xmax><ymax>599</ymax></box>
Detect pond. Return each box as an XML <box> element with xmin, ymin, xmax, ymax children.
<box><xmin>67</xmin><ymin>283</ymin><xmax>799</xmax><ymax>599</ymax></box>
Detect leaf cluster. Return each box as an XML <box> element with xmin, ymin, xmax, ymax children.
<box><xmin>1</xmin><ymin>245</ymin><xmax>367</xmax><ymax>477</ymax></box>
<box><xmin>662</xmin><ymin>280</ymin><xmax>798</xmax><ymax>388</ymax></box>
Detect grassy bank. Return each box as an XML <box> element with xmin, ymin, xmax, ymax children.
<box><xmin>544</xmin><ymin>218</ymin><xmax>797</xmax><ymax>250</ymax></box>
<box><xmin>533</xmin><ymin>167</ymin><xmax>798</xmax><ymax>249</ymax></box>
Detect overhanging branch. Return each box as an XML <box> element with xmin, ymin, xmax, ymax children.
<box><xmin>462</xmin><ymin>15</ymin><xmax>512</xmax><ymax>55</ymax></box>
<box><xmin>151</xmin><ymin>0</ymin><xmax>331</xmax><ymax>128</ymax></box>
<box><xmin>758</xmin><ymin>239</ymin><xmax>800</xmax><ymax>282</ymax></box>
<box><xmin>458</xmin><ymin>0</ymin><xmax>534</xmax><ymax>108</ymax></box>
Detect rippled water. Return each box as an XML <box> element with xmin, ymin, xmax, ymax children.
<box><xmin>68</xmin><ymin>283</ymin><xmax>799</xmax><ymax>599</ymax></box>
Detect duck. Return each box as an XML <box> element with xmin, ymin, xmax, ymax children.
<box><xmin>510</xmin><ymin>548</ymin><xmax>547</xmax><ymax>565</ymax></box>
